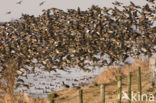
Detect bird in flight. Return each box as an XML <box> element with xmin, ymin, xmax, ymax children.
<box><xmin>39</xmin><ymin>1</ymin><xmax>46</xmax><ymax>6</ymax></box>
<box><xmin>6</xmin><ymin>11</ymin><xmax>11</xmax><ymax>14</ymax></box>
<box><xmin>112</xmin><ymin>1</ymin><xmax>123</xmax><ymax>6</ymax></box>
<box><xmin>16</xmin><ymin>0</ymin><xmax>23</xmax><ymax>5</ymax></box>
<box><xmin>146</xmin><ymin>0</ymin><xmax>155</xmax><ymax>3</ymax></box>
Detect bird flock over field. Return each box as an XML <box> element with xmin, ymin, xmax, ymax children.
<box><xmin>0</xmin><ymin>1</ymin><xmax>155</xmax><ymax>79</ymax></box>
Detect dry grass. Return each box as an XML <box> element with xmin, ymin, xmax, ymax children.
<box><xmin>51</xmin><ymin>60</ymin><xmax>155</xmax><ymax>103</ymax></box>
<box><xmin>0</xmin><ymin>59</ymin><xmax>155</xmax><ymax>103</ymax></box>
<box><xmin>0</xmin><ymin>60</ymin><xmax>48</xmax><ymax>103</ymax></box>
<box><xmin>0</xmin><ymin>92</ymin><xmax>48</xmax><ymax>103</ymax></box>
<box><xmin>96</xmin><ymin>59</ymin><xmax>149</xmax><ymax>84</ymax></box>
<box><xmin>0</xmin><ymin>60</ymin><xmax>17</xmax><ymax>103</ymax></box>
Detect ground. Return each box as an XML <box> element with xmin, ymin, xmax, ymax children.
<box><xmin>0</xmin><ymin>60</ymin><xmax>156</xmax><ymax>103</ymax></box>
<box><xmin>47</xmin><ymin>60</ymin><xmax>156</xmax><ymax>103</ymax></box>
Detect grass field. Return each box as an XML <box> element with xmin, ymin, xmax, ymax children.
<box><xmin>0</xmin><ymin>60</ymin><xmax>155</xmax><ymax>103</ymax></box>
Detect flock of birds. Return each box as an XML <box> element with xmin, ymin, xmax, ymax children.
<box><xmin>0</xmin><ymin>0</ymin><xmax>155</xmax><ymax>98</ymax></box>
<box><xmin>15</xmin><ymin>68</ymin><xmax>94</xmax><ymax>97</ymax></box>
<box><xmin>0</xmin><ymin>1</ymin><xmax>155</xmax><ymax>94</ymax></box>
<box><xmin>0</xmin><ymin>1</ymin><xmax>156</xmax><ymax>77</ymax></box>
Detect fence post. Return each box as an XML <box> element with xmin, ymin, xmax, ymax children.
<box><xmin>117</xmin><ymin>76</ymin><xmax>122</xmax><ymax>103</ymax></box>
<box><xmin>128</xmin><ymin>72</ymin><xmax>132</xmax><ymax>103</ymax></box>
<box><xmin>100</xmin><ymin>84</ymin><xmax>105</xmax><ymax>103</ymax></box>
<box><xmin>51</xmin><ymin>99</ymin><xmax>55</xmax><ymax>103</ymax></box>
<box><xmin>149</xmin><ymin>57</ymin><xmax>156</xmax><ymax>88</ymax></box>
<box><xmin>78</xmin><ymin>89</ymin><xmax>83</xmax><ymax>103</ymax></box>
<box><xmin>137</xmin><ymin>66</ymin><xmax>142</xmax><ymax>101</ymax></box>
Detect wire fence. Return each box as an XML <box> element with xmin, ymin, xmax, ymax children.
<box><xmin>52</xmin><ymin>88</ymin><xmax>101</xmax><ymax>103</ymax></box>
<box><xmin>49</xmin><ymin>58</ymin><xmax>156</xmax><ymax>103</ymax></box>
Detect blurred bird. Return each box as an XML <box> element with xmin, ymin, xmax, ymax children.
<box><xmin>62</xmin><ymin>81</ymin><xmax>70</xmax><ymax>88</ymax></box>
<box><xmin>39</xmin><ymin>1</ymin><xmax>46</xmax><ymax>6</ymax></box>
<box><xmin>16</xmin><ymin>0</ymin><xmax>23</xmax><ymax>5</ymax></box>
<box><xmin>17</xmin><ymin>78</ymin><xmax>24</xmax><ymax>83</ymax></box>
<box><xmin>6</xmin><ymin>11</ymin><xmax>11</xmax><ymax>14</ymax></box>
<box><xmin>23</xmin><ymin>84</ymin><xmax>30</xmax><ymax>89</ymax></box>
<box><xmin>112</xmin><ymin>1</ymin><xmax>123</xmax><ymax>6</ymax></box>
<box><xmin>146</xmin><ymin>0</ymin><xmax>155</xmax><ymax>3</ymax></box>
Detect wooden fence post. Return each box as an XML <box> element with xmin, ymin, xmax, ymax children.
<box><xmin>137</xmin><ymin>66</ymin><xmax>142</xmax><ymax>101</ymax></box>
<box><xmin>100</xmin><ymin>84</ymin><xmax>105</xmax><ymax>103</ymax></box>
<box><xmin>128</xmin><ymin>72</ymin><xmax>132</xmax><ymax>103</ymax></box>
<box><xmin>78</xmin><ymin>89</ymin><xmax>83</xmax><ymax>103</ymax></box>
<box><xmin>117</xmin><ymin>76</ymin><xmax>122</xmax><ymax>103</ymax></box>
<box><xmin>149</xmin><ymin>57</ymin><xmax>156</xmax><ymax>88</ymax></box>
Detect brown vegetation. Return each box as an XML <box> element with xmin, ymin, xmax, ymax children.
<box><xmin>96</xmin><ymin>59</ymin><xmax>149</xmax><ymax>84</ymax></box>
<box><xmin>0</xmin><ymin>60</ymin><xmax>155</xmax><ymax>103</ymax></box>
<box><xmin>50</xmin><ymin>60</ymin><xmax>155</xmax><ymax>103</ymax></box>
<box><xmin>0</xmin><ymin>60</ymin><xmax>17</xmax><ymax>103</ymax></box>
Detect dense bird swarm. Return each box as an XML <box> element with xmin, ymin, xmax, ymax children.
<box><xmin>0</xmin><ymin>1</ymin><xmax>156</xmax><ymax>77</ymax></box>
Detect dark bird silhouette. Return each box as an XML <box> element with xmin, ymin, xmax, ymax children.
<box><xmin>6</xmin><ymin>11</ymin><xmax>11</xmax><ymax>14</ymax></box>
<box><xmin>146</xmin><ymin>0</ymin><xmax>155</xmax><ymax>3</ymax></box>
<box><xmin>62</xmin><ymin>81</ymin><xmax>70</xmax><ymax>88</ymax></box>
<box><xmin>112</xmin><ymin>1</ymin><xmax>123</xmax><ymax>6</ymax></box>
<box><xmin>16</xmin><ymin>0</ymin><xmax>23</xmax><ymax>5</ymax></box>
<box><xmin>39</xmin><ymin>1</ymin><xmax>46</xmax><ymax>6</ymax></box>
<box><xmin>17</xmin><ymin>78</ymin><xmax>24</xmax><ymax>83</ymax></box>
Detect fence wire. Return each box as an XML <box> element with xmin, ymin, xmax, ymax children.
<box><xmin>53</xmin><ymin>87</ymin><xmax>112</xmax><ymax>103</ymax></box>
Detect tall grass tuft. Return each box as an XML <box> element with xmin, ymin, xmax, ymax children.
<box><xmin>0</xmin><ymin>59</ymin><xmax>17</xmax><ymax>102</ymax></box>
